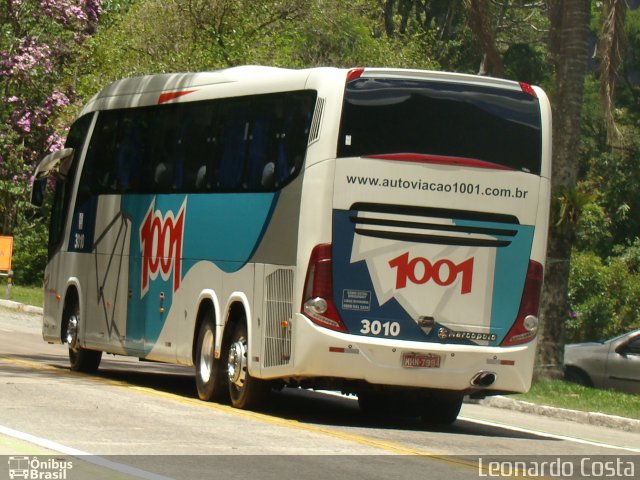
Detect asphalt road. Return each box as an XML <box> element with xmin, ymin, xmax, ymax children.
<box><xmin>0</xmin><ymin>307</ymin><xmax>638</xmax><ymax>480</ymax></box>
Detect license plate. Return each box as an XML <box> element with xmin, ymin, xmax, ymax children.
<box><xmin>402</xmin><ymin>352</ymin><xmax>441</xmax><ymax>369</ymax></box>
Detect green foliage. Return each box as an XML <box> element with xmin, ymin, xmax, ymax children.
<box><xmin>618</xmin><ymin>5</ymin><xmax>640</xmax><ymax>125</ymax></box>
<box><xmin>581</xmin><ymin>7</ymin><xmax>640</xmax><ymax>252</ymax></box>
<box><xmin>552</xmin><ymin>186</ymin><xmax>594</xmax><ymax>235</ymax></box>
<box><xmin>574</xmin><ymin>201</ymin><xmax>613</xmax><ymax>256</ymax></box>
<box><xmin>1</xmin><ymin>1</ymin><xmax>100</xmax><ymax>286</ymax></box>
<box><xmin>78</xmin><ymin>0</ymin><xmax>439</xmax><ymax>100</ymax></box>
<box><xmin>568</xmin><ymin>250</ymin><xmax>640</xmax><ymax>343</ymax></box>
<box><xmin>614</xmin><ymin>239</ymin><xmax>640</xmax><ymax>274</ymax></box>
<box><xmin>503</xmin><ymin>43</ymin><xmax>550</xmax><ymax>85</ymax></box>
<box><xmin>587</xmin><ymin>135</ymin><xmax>640</xmax><ymax>247</ymax></box>
<box><xmin>12</xmin><ymin>219</ymin><xmax>48</xmax><ymax>286</ymax></box>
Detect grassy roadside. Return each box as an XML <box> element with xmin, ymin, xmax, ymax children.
<box><xmin>3</xmin><ymin>283</ymin><xmax>43</xmax><ymax>308</ymax></box>
<box><xmin>2</xmin><ymin>284</ymin><xmax>638</xmax><ymax>420</ymax></box>
<box><xmin>512</xmin><ymin>379</ymin><xmax>640</xmax><ymax>420</ymax></box>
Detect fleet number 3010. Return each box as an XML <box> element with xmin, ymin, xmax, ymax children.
<box><xmin>360</xmin><ymin>319</ymin><xmax>401</xmax><ymax>337</ymax></box>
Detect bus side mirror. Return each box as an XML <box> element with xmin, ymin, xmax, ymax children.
<box><xmin>31</xmin><ymin>178</ymin><xmax>46</xmax><ymax>207</ymax></box>
<box><xmin>30</xmin><ymin>148</ymin><xmax>75</xmax><ymax>207</ymax></box>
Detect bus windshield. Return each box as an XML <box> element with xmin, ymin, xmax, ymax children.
<box><xmin>338</xmin><ymin>77</ymin><xmax>542</xmax><ymax>175</ymax></box>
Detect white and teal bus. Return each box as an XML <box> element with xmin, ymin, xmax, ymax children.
<box><xmin>32</xmin><ymin>66</ymin><xmax>551</xmax><ymax>423</ymax></box>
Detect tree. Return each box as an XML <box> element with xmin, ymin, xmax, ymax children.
<box><xmin>535</xmin><ymin>0</ymin><xmax>592</xmax><ymax>378</ymax></box>
<box><xmin>0</xmin><ymin>0</ymin><xmax>101</xmax><ymax>282</ymax></box>
<box><xmin>600</xmin><ymin>0</ymin><xmax>628</xmax><ymax>144</ymax></box>
<box><xmin>464</xmin><ymin>0</ymin><xmax>503</xmax><ymax>76</ymax></box>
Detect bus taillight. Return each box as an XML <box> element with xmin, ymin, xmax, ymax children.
<box><xmin>346</xmin><ymin>67</ymin><xmax>365</xmax><ymax>83</ymax></box>
<box><xmin>302</xmin><ymin>244</ymin><xmax>347</xmax><ymax>332</ymax></box>
<box><xmin>519</xmin><ymin>82</ymin><xmax>537</xmax><ymax>97</ymax></box>
<box><xmin>501</xmin><ymin>260</ymin><xmax>544</xmax><ymax>346</ymax></box>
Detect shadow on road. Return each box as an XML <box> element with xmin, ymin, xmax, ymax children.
<box><xmin>2</xmin><ymin>351</ymin><xmax>554</xmax><ymax>443</ymax></box>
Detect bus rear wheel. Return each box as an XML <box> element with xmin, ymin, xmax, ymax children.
<box><xmin>357</xmin><ymin>391</ymin><xmax>391</xmax><ymax>416</ymax></box>
<box><xmin>64</xmin><ymin>300</ymin><xmax>101</xmax><ymax>373</ymax></box>
<box><xmin>195</xmin><ymin>312</ymin><xmax>228</xmax><ymax>402</ymax></box>
<box><xmin>419</xmin><ymin>396</ymin><xmax>463</xmax><ymax>425</ymax></box>
<box><xmin>227</xmin><ymin>321</ymin><xmax>270</xmax><ymax>410</ymax></box>
<box><xmin>358</xmin><ymin>390</ymin><xmax>462</xmax><ymax>425</ymax></box>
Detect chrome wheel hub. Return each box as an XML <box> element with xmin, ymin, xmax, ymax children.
<box><xmin>227</xmin><ymin>337</ymin><xmax>247</xmax><ymax>389</ymax></box>
<box><xmin>65</xmin><ymin>314</ymin><xmax>79</xmax><ymax>348</ymax></box>
<box><xmin>199</xmin><ymin>329</ymin><xmax>214</xmax><ymax>383</ymax></box>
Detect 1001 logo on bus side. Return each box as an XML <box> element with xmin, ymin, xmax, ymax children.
<box><xmin>139</xmin><ymin>198</ymin><xmax>186</xmax><ymax>298</ymax></box>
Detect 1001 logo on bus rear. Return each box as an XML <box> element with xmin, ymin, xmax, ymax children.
<box><xmin>388</xmin><ymin>252</ymin><xmax>474</xmax><ymax>294</ymax></box>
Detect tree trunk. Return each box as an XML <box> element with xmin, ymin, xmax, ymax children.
<box><xmin>398</xmin><ymin>0</ymin><xmax>413</xmax><ymax>34</ymax></box>
<box><xmin>536</xmin><ymin>0</ymin><xmax>592</xmax><ymax>379</ymax></box>
<box><xmin>465</xmin><ymin>0</ymin><xmax>503</xmax><ymax>77</ymax></box>
<box><xmin>384</xmin><ymin>0</ymin><xmax>396</xmax><ymax>37</ymax></box>
<box><xmin>600</xmin><ymin>0</ymin><xmax>627</xmax><ymax>144</ymax></box>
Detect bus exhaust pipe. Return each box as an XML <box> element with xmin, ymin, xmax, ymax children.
<box><xmin>471</xmin><ymin>371</ymin><xmax>497</xmax><ymax>388</ymax></box>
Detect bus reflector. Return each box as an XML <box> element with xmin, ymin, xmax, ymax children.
<box><xmin>501</xmin><ymin>260</ymin><xmax>544</xmax><ymax>346</ymax></box>
<box><xmin>302</xmin><ymin>244</ymin><xmax>347</xmax><ymax>332</ymax></box>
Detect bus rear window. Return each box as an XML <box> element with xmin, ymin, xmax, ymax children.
<box><xmin>338</xmin><ymin>78</ymin><xmax>542</xmax><ymax>175</ymax></box>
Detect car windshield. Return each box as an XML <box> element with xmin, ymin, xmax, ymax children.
<box><xmin>606</xmin><ymin>329</ymin><xmax>640</xmax><ymax>344</ymax></box>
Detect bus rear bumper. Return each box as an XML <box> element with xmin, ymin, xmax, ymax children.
<box><xmin>281</xmin><ymin>315</ymin><xmax>536</xmax><ymax>394</ymax></box>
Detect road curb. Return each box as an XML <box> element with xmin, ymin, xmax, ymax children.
<box><xmin>0</xmin><ymin>298</ymin><xmax>43</xmax><ymax>316</ymax></box>
<box><xmin>469</xmin><ymin>395</ymin><xmax>640</xmax><ymax>433</ymax></box>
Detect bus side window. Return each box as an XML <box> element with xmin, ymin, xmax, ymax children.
<box><xmin>275</xmin><ymin>93</ymin><xmax>314</xmax><ymax>187</ymax></box>
<box><xmin>81</xmin><ymin>113</ymin><xmax>118</xmax><ymax>197</ymax></box>
<box><xmin>202</xmin><ymin>106</ymin><xmax>223</xmax><ymax>192</ymax></box>
<box><xmin>218</xmin><ymin>103</ymin><xmax>249</xmax><ymax>190</ymax></box>
<box><xmin>181</xmin><ymin>104</ymin><xmax>213</xmax><ymax>192</ymax></box>
<box><xmin>245</xmin><ymin>103</ymin><xmax>275</xmax><ymax>191</ymax></box>
<box><xmin>199</xmin><ymin>133</ymin><xmax>219</xmax><ymax>192</ymax></box>
<box><xmin>153</xmin><ymin>134</ymin><xmax>175</xmax><ymax>192</ymax></box>
<box><xmin>115</xmin><ymin>116</ymin><xmax>144</xmax><ymax>193</ymax></box>
<box><xmin>275</xmin><ymin>107</ymin><xmax>295</xmax><ymax>186</ymax></box>
<box><xmin>48</xmin><ymin>113</ymin><xmax>92</xmax><ymax>258</ymax></box>
<box><xmin>171</xmin><ymin>116</ymin><xmax>191</xmax><ymax>191</ymax></box>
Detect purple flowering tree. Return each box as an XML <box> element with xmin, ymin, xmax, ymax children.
<box><xmin>0</xmin><ymin>0</ymin><xmax>101</xmax><ymax>281</ymax></box>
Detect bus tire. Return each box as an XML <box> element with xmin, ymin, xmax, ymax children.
<box><xmin>357</xmin><ymin>391</ymin><xmax>390</xmax><ymax>416</ymax></box>
<box><xmin>195</xmin><ymin>312</ymin><xmax>228</xmax><ymax>402</ymax></box>
<box><xmin>420</xmin><ymin>396</ymin><xmax>463</xmax><ymax>425</ymax></box>
<box><xmin>226</xmin><ymin>320</ymin><xmax>270</xmax><ymax>410</ymax></box>
<box><xmin>65</xmin><ymin>299</ymin><xmax>101</xmax><ymax>373</ymax></box>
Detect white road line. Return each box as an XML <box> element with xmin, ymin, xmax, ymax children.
<box><xmin>0</xmin><ymin>424</ymin><xmax>174</xmax><ymax>480</ymax></box>
<box><xmin>458</xmin><ymin>416</ymin><xmax>640</xmax><ymax>453</ymax></box>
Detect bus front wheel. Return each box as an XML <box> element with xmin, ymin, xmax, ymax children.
<box><xmin>64</xmin><ymin>299</ymin><xmax>101</xmax><ymax>373</ymax></box>
<box><xmin>227</xmin><ymin>321</ymin><xmax>270</xmax><ymax>410</ymax></box>
<box><xmin>195</xmin><ymin>312</ymin><xmax>228</xmax><ymax>402</ymax></box>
